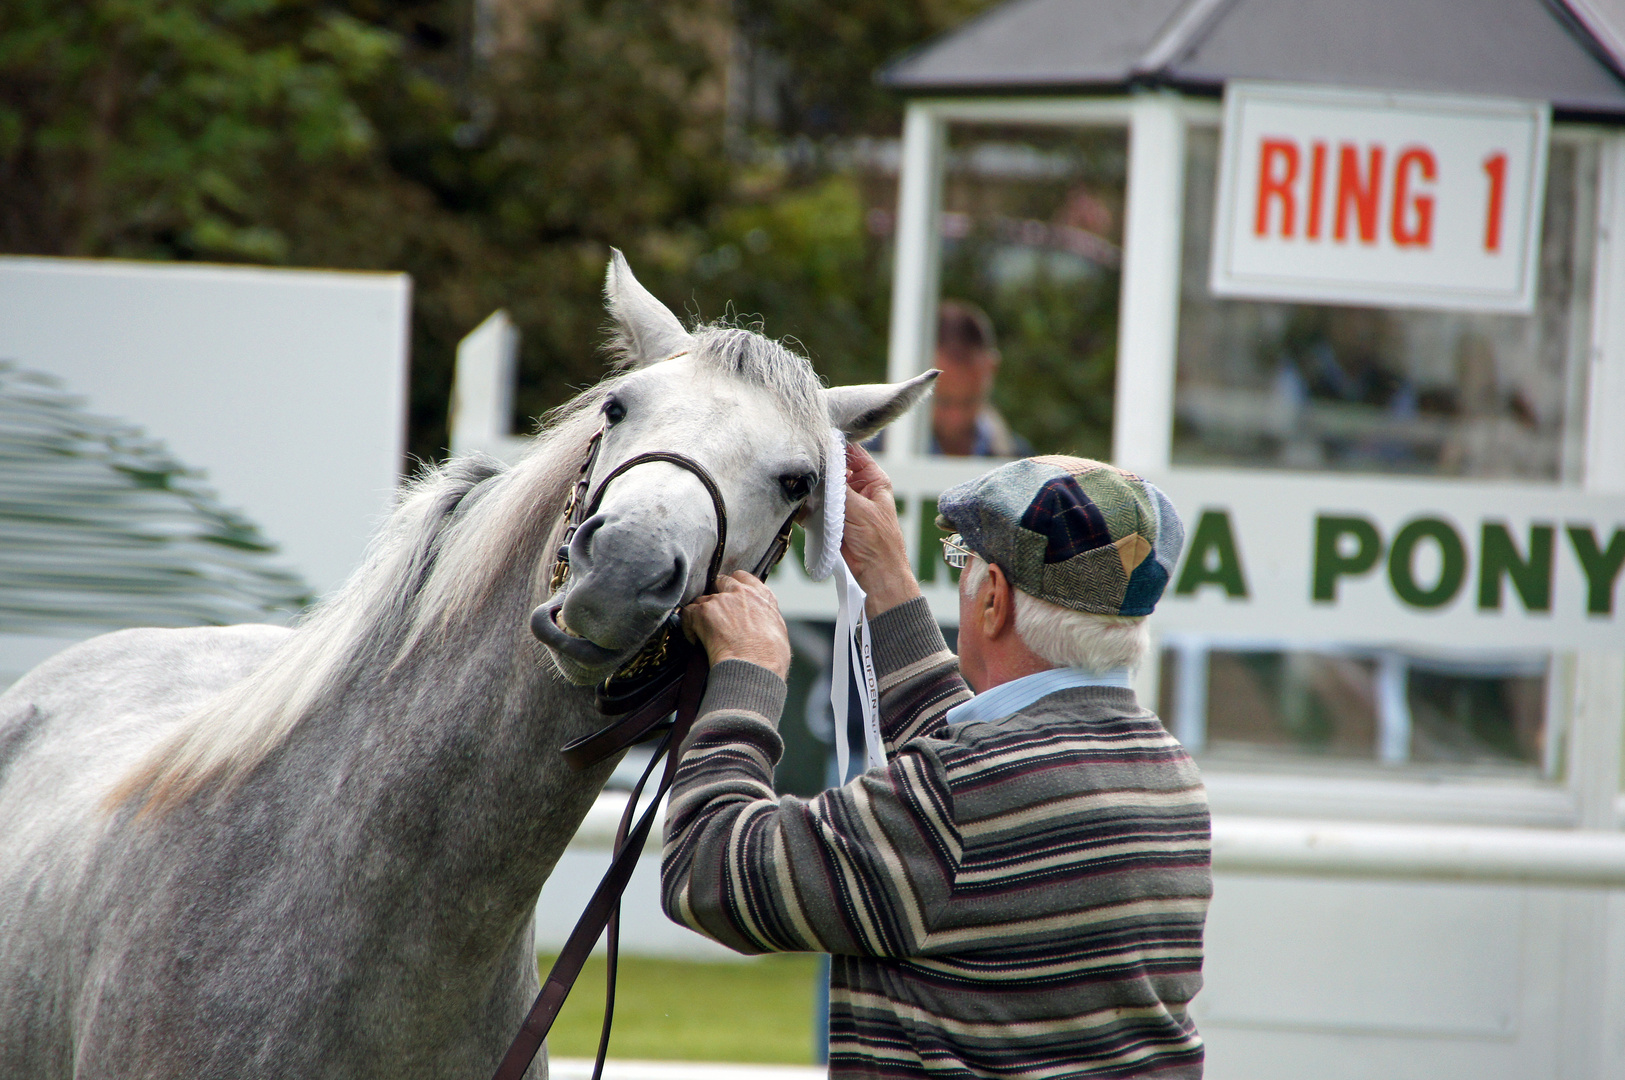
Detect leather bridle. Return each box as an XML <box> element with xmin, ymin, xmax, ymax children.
<box><xmin>494</xmin><ymin>419</ymin><xmax>801</xmax><ymax>1080</ymax></box>
<box><xmin>539</xmin><ymin>419</ymin><xmax>797</xmax><ymax>759</ymax></box>
<box><xmin>548</xmin><ymin>423</ymin><xmax>739</xmax><ymax>599</ymax></box>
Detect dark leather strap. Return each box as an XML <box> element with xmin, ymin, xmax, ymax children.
<box><xmin>580</xmin><ymin>451</ymin><xmax>730</xmax><ymax>594</ymax></box>
<box><xmin>550</xmin><ymin>424</ymin><xmax>606</xmax><ymax>593</ymax></box>
<box><xmin>750</xmin><ymin>511</ymin><xmax>798</xmax><ymax>582</ymax></box>
<box><xmin>490</xmin><ymin>649</ymin><xmax>710</xmax><ymax>1080</ymax></box>
<box><xmin>590</xmin><ymin>711</ymin><xmax>666</xmax><ymax>1080</ymax></box>
<box><xmin>563</xmin><ymin>676</ymin><xmax>682</xmax><ymax>772</ymax></box>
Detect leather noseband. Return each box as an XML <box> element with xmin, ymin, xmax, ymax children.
<box><xmin>533</xmin><ymin>425</ymin><xmax>798</xmax><ymax>764</ymax></box>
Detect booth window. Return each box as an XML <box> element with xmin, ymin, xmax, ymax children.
<box><xmin>932</xmin><ymin>122</ymin><xmax>1126</xmax><ymax>460</ymax></box>
<box><xmin>1158</xmin><ymin>125</ymin><xmax>1598</xmax><ymax>781</ymax></box>
<box><xmin>1173</xmin><ymin>126</ymin><xmax>1595</xmax><ymax>482</ymax></box>
<box><xmin>1159</xmin><ymin>642</ymin><xmax>1554</xmax><ymax>777</ymax></box>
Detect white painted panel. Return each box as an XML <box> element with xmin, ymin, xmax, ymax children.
<box><xmin>1200</xmin><ymin>881</ymin><xmax>1577</xmax><ymax>1080</ymax></box>
<box><xmin>450</xmin><ymin>309</ymin><xmax>527</xmax><ymax>460</ymax></box>
<box><xmin>551</xmin><ymin>1063</ymin><xmax>823</xmax><ymax>1080</ymax></box>
<box><xmin>1197</xmin><ymin>875</ymin><xmax>1523</xmax><ymax>1038</ymax></box>
<box><xmin>1603</xmin><ymin>890</ymin><xmax>1625</xmax><ymax>1070</ymax></box>
<box><xmin>1203</xmin><ymin>1027</ymin><xmax>1531</xmax><ymax>1080</ymax></box>
<box><xmin>882</xmin><ymin>105</ymin><xmax>946</xmax><ymax>459</ymax></box>
<box><xmin>1113</xmin><ymin>93</ymin><xmax>1185</xmax><ymax>472</ymax></box>
<box><xmin>1196</xmin><ymin>874</ymin><xmax>1582</xmax><ymax>1080</ymax></box>
<box><xmin>535</xmin><ymin>848</ymin><xmax>748</xmax><ymax>962</ymax></box>
<box><xmin>0</xmin><ymin>257</ymin><xmax>410</xmax><ymax>597</ymax></box>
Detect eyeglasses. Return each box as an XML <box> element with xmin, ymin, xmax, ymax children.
<box><xmin>940</xmin><ymin>533</ymin><xmax>974</xmax><ymax>570</ymax></box>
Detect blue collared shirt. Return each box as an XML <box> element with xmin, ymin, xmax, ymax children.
<box><xmin>944</xmin><ymin>667</ymin><xmax>1132</xmax><ymax>726</ymax></box>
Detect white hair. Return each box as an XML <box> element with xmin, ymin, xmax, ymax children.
<box><xmin>960</xmin><ymin>556</ymin><xmax>1149</xmax><ymax>672</ymax></box>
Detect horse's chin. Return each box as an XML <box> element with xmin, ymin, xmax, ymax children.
<box><xmin>545</xmin><ymin>649</ymin><xmax>615</xmax><ymax>687</ymax></box>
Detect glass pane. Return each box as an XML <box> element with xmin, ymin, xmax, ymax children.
<box><xmin>1173</xmin><ymin>127</ymin><xmax>1595</xmax><ymax>481</ymax></box>
<box><xmin>1406</xmin><ymin>660</ymin><xmax>1547</xmax><ymax>766</ymax></box>
<box><xmin>933</xmin><ymin>123</ymin><xmax>1127</xmax><ymax>459</ymax></box>
<box><xmin>1159</xmin><ymin>644</ymin><xmax>1552</xmax><ymax>777</ymax></box>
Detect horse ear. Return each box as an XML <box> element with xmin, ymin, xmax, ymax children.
<box><xmin>823</xmin><ymin>370</ymin><xmax>939</xmax><ymax>441</ymax></box>
<box><xmin>604</xmin><ymin>249</ymin><xmax>694</xmax><ymax>368</ymax></box>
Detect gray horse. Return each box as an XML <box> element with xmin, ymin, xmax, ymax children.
<box><xmin>0</xmin><ymin>253</ymin><xmax>934</xmax><ymax>1080</ymax></box>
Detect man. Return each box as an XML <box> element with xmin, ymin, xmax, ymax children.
<box><xmin>666</xmin><ymin>446</ymin><xmax>1210</xmax><ymax>1078</ymax></box>
<box><xmin>930</xmin><ymin>300</ymin><xmax>1031</xmax><ymax>457</ymax></box>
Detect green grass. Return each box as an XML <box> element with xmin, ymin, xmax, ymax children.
<box><xmin>539</xmin><ymin>953</ymin><xmax>823</xmax><ymax>1063</ymax></box>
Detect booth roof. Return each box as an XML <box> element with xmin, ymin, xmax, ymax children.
<box><xmin>881</xmin><ymin>0</ymin><xmax>1625</xmax><ymax>121</ymax></box>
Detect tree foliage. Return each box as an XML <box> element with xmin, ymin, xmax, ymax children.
<box><xmin>0</xmin><ymin>0</ymin><xmax>1048</xmax><ymax>464</ymax></box>
<box><xmin>0</xmin><ymin>0</ymin><xmax>403</xmax><ymax>259</ymax></box>
<box><xmin>734</xmin><ymin>0</ymin><xmax>990</xmax><ymax>137</ymax></box>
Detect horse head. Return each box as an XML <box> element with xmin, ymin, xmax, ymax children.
<box><xmin>533</xmin><ymin>252</ymin><xmax>935</xmax><ymax>685</ymax></box>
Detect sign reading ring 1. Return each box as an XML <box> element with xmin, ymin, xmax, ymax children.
<box><xmin>1211</xmin><ymin>81</ymin><xmax>1550</xmax><ymax>314</ymax></box>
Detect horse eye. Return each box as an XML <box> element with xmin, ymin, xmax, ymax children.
<box><xmin>779</xmin><ymin>472</ymin><xmax>814</xmax><ymax>501</ymax></box>
<box><xmin>602</xmin><ymin>397</ymin><xmax>626</xmax><ymax>425</ymax></box>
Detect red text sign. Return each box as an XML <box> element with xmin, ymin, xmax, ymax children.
<box><xmin>1212</xmin><ymin>83</ymin><xmax>1549</xmax><ymax>313</ymax></box>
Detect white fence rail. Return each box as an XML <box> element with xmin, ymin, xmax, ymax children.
<box><xmin>1213</xmin><ymin>816</ymin><xmax>1625</xmax><ymax>886</ymax></box>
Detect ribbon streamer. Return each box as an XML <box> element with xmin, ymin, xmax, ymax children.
<box><xmin>831</xmin><ymin>556</ymin><xmax>885</xmax><ymax>782</ymax></box>
<box><xmin>805</xmin><ymin>427</ymin><xmax>885</xmax><ymax>782</ymax></box>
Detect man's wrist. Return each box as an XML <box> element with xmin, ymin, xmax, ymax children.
<box><xmin>862</xmin><ymin>562</ymin><xmax>922</xmax><ymax>617</ymax></box>
<box><xmin>696</xmin><ymin>659</ymin><xmax>789</xmax><ymax>733</ymax></box>
<box><xmin>707</xmin><ymin>645</ymin><xmax>791</xmax><ymax>679</ymax></box>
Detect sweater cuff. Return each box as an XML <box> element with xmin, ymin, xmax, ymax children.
<box><xmin>696</xmin><ymin>659</ymin><xmax>787</xmax><ymax>730</ymax></box>
<box><xmin>869</xmin><ymin>596</ymin><xmax>950</xmax><ymax>679</ymax></box>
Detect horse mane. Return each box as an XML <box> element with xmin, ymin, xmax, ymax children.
<box><xmin>105</xmin><ymin>321</ymin><xmax>828</xmax><ymax>819</ymax></box>
<box><xmin>105</xmin><ymin>390</ymin><xmax>605</xmax><ymax>818</ymax></box>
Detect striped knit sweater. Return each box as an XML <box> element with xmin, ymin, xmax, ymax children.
<box><xmin>661</xmin><ymin>597</ymin><xmax>1211</xmax><ymax>1078</ymax></box>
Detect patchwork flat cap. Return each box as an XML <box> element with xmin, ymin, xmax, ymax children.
<box><xmin>936</xmin><ymin>456</ymin><xmax>1184</xmax><ymax>617</ymax></box>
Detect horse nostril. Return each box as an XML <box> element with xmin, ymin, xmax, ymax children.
<box><xmin>571</xmin><ymin>515</ymin><xmax>606</xmax><ymax>565</ymax></box>
<box><xmin>647</xmin><ymin>558</ymin><xmax>687</xmax><ymax>605</ymax></box>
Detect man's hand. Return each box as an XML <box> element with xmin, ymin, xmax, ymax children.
<box><xmin>842</xmin><ymin>444</ymin><xmax>922</xmax><ymax>617</ymax></box>
<box><xmin>682</xmin><ymin>571</ymin><xmax>792</xmax><ymax>679</ymax></box>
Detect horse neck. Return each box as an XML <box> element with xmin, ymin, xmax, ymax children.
<box><xmin>260</xmin><ymin>441</ymin><xmax>615</xmax><ymax>958</ymax></box>
<box><xmin>342</xmin><ymin>574</ymin><xmax>610</xmax><ymax>912</ymax></box>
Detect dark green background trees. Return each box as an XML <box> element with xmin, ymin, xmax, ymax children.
<box><xmin>0</xmin><ymin>0</ymin><xmax>1119</xmax><ymax>467</ymax></box>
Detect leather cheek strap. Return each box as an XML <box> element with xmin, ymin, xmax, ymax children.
<box><xmin>580</xmin><ymin>451</ymin><xmax>729</xmax><ymax>595</ymax></box>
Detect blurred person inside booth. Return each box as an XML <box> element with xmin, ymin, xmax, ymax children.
<box><xmin>929</xmin><ymin>300</ymin><xmax>1032</xmax><ymax>458</ymax></box>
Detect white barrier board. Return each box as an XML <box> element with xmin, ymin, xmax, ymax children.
<box><xmin>0</xmin><ymin>257</ymin><xmax>410</xmax><ymax>597</ymax></box>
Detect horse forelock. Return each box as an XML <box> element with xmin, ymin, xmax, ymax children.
<box><xmin>688</xmin><ymin>324</ymin><xmax>827</xmax><ymax>447</ymax></box>
<box><xmin>610</xmin><ymin>319</ymin><xmax>827</xmax><ymax>445</ymax></box>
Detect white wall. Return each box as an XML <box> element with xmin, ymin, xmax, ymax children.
<box><xmin>0</xmin><ymin>256</ymin><xmax>410</xmax><ymax>600</ymax></box>
<box><xmin>536</xmin><ymin>848</ymin><xmax>748</xmax><ymax>962</ymax></box>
